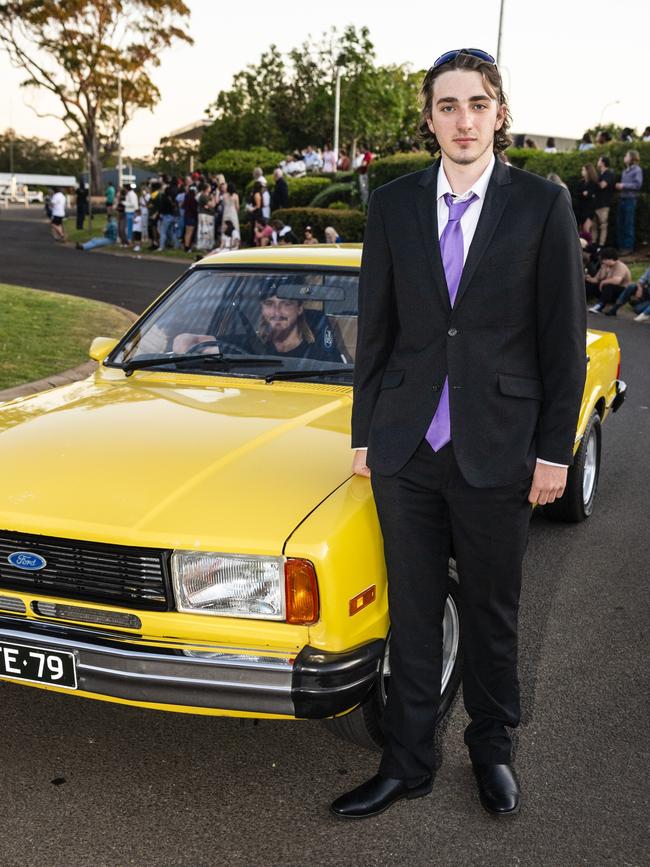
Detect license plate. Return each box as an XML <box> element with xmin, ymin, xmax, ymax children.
<box><xmin>0</xmin><ymin>640</ymin><xmax>77</xmax><ymax>689</ymax></box>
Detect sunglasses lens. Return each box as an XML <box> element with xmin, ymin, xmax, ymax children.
<box><xmin>433</xmin><ymin>48</ymin><xmax>496</xmax><ymax>68</ymax></box>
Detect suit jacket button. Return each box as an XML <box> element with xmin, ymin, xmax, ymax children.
<box><xmin>447</xmin><ymin>327</ymin><xmax>458</xmax><ymax>337</ymax></box>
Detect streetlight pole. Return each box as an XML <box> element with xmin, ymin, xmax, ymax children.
<box><xmin>117</xmin><ymin>72</ymin><xmax>123</xmax><ymax>190</ymax></box>
<box><xmin>333</xmin><ymin>67</ymin><xmax>343</xmax><ymax>168</ymax></box>
<box><xmin>496</xmin><ymin>0</ymin><xmax>506</xmax><ymax>65</ymax></box>
<box><xmin>599</xmin><ymin>100</ymin><xmax>620</xmax><ymax>126</ymax></box>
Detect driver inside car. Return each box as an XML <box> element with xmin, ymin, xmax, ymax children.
<box><xmin>172</xmin><ymin>290</ymin><xmax>339</xmax><ymax>362</ymax></box>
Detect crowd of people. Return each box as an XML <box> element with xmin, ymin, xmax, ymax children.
<box><xmin>77</xmin><ymin>155</ymin><xmax>349</xmax><ymax>255</ymax></box>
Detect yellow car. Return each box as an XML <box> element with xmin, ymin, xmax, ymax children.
<box><xmin>0</xmin><ymin>247</ymin><xmax>625</xmax><ymax>750</ymax></box>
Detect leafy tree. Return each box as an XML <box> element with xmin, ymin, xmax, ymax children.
<box><xmin>201</xmin><ymin>26</ymin><xmax>423</xmax><ymax>161</ymax></box>
<box><xmin>152</xmin><ymin>136</ymin><xmax>200</xmax><ymax>176</ymax></box>
<box><xmin>0</xmin><ymin>0</ymin><xmax>192</xmax><ymax>190</ymax></box>
<box><xmin>0</xmin><ymin>127</ymin><xmax>83</xmax><ymax>174</ymax></box>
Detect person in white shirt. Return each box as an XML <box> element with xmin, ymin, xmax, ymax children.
<box><xmin>124</xmin><ymin>184</ymin><xmax>139</xmax><ymax>244</ymax></box>
<box><xmin>261</xmin><ymin>180</ymin><xmax>271</xmax><ymax>219</ymax></box>
<box><xmin>50</xmin><ymin>188</ymin><xmax>67</xmax><ymax>241</ymax></box>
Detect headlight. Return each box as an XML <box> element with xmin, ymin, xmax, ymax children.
<box><xmin>172</xmin><ymin>552</ymin><xmax>285</xmax><ymax>620</ymax></box>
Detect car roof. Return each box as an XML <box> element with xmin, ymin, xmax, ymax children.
<box><xmin>198</xmin><ymin>244</ymin><xmax>362</xmax><ymax>269</ymax></box>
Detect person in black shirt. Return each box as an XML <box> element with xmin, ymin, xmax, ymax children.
<box><xmin>258</xmin><ymin>293</ymin><xmax>337</xmax><ymax>362</ymax></box>
<box><xmin>595</xmin><ymin>156</ymin><xmax>616</xmax><ymax>246</ymax></box>
<box><xmin>575</xmin><ymin>163</ymin><xmax>599</xmax><ymax>238</ymax></box>
<box><xmin>75</xmin><ymin>181</ymin><xmax>88</xmax><ymax>230</ymax></box>
<box><xmin>270</xmin><ymin>168</ymin><xmax>289</xmax><ymax>211</ymax></box>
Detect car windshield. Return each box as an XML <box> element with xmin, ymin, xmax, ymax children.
<box><xmin>110</xmin><ymin>268</ymin><xmax>359</xmax><ymax>381</ymax></box>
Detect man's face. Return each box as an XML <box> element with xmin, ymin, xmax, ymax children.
<box><xmin>597</xmin><ymin>159</ymin><xmax>604</xmax><ymax>172</ymax></box>
<box><xmin>261</xmin><ymin>296</ymin><xmax>302</xmax><ymax>339</ymax></box>
<box><xmin>624</xmin><ymin>152</ymin><xmax>631</xmax><ymax>167</ymax></box>
<box><xmin>427</xmin><ymin>69</ymin><xmax>505</xmax><ymax>166</ymax></box>
<box><xmin>602</xmin><ymin>258</ymin><xmax>616</xmax><ymax>267</ymax></box>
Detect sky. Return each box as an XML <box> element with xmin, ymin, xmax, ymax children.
<box><xmin>1</xmin><ymin>0</ymin><xmax>647</xmax><ymax>158</ymax></box>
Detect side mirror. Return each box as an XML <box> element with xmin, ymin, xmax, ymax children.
<box><xmin>89</xmin><ymin>336</ymin><xmax>119</xmax><ymax>362</ymax></box>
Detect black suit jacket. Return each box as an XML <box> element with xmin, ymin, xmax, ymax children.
<box><xmin>271</xmin><ymin>177</ymin><xmax>289</xmax><ymax>211</ymax></box>
<box><xmin>351</xmin><ymin>157</ymin><xmax>587</xmax><ymax>487</ymax></box>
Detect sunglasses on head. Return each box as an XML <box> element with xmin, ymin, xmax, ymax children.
<box><xmin>432</xmin><ymin>48</ymin><xmax>496</xmax><ymax>69</ymax></box>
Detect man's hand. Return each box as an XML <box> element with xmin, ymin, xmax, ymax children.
<box><xmin>352</xmin><ymin>448</ymin><xmax>371</xmax><ymax>478</ymax></box>
<box><xmin>528</xmin><ymin>462</ymin><xmax>568</xmax><ymax>505</ymax></box>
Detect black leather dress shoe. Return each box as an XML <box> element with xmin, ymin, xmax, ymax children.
<box><xmin>472</xmin><ymin>763</ymin><xmax>521</xmax><ymax>816</ymax></box>
<box><xmin>330</xmin><ymin>773</ymin><xmax>433</xmax><ymax>819</ymax></box>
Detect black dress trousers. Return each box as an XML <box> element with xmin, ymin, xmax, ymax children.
<box><xmin>370</xmin><ymin>439</ymin><xmax>532</xmax><ymax>780</ymax></box>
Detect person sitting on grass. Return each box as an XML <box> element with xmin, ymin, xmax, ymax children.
<box><xmin>586</xmin><ymin>248</ymin><xmax>631</xmax><ymax>313</ymax></box>
<box><xmin>605</xmin><ymin>265</ymin><xmax>650</xmax><ymax>317</ymax></box>
<box><xmin>76</xmin><ymin>217</ymin><xmax>118</xmax><ymax>251</ymax></box>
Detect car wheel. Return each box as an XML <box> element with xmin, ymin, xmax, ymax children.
<box><xmin>323</xmin><ymin>561</ymin><xmax>463</xmax><ymax>752</ymax></box>
<box><xmin>542</xmin><ymin>410</ymin><xmax>601</xmax><ymax>523</ymax></box>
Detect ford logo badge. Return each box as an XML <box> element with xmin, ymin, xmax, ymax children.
<box><xmin>7</xmin><ymin>551</ymin><xmax>47</xmax><ymax>571</ymax></box>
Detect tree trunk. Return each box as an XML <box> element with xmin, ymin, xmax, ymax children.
<box><xmin>88</xmin><ymin>132</ymin><xmax>103</xmax><ymax>195</ymax></box>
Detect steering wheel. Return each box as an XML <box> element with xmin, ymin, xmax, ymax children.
<box><xmin>186</xmin><ymin>339</ymin><xmax>251</xmax><ymax>356</ymax></box>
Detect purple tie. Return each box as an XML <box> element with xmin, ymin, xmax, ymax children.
<box><xmin>425</xmin><ymin>192</ymin><xmax>478</xmax><ymax>452</ymax></box>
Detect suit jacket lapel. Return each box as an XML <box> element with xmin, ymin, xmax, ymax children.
<box><xmin>453</xmin><ymin>158</ymin><xmax>512</xmax><ymax>310</ymax></box>
<box><xmin>415</xmin><ymin>161</ymin><xmax>451</xmax><ymax>311</ymax></box>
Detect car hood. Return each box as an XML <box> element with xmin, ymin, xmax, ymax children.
<box><xmin>0</xmin><ymin>372</ymin><xmax>353</xmax><ymax>552</ymax></box>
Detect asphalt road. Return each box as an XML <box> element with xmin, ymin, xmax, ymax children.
<box><xmin>0</xmin><ymin>207</ymin><xmax>186</xmax><ymax>313</ymax></box>
<box><xmin>0</xmin><ymin>210</ymin><xmax>648</xmax><ymax>866</ymax></box>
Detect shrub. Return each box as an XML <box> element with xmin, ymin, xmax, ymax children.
<box><xmin>368</xmin><ymin>152</ymin><xmax>432</xmax><ymax>191</ymax></box>
<box><xmin>203</xmin><ymin>148</ymin><xmax>285</xmax><ymax>193</ymax></box>
<box><xmin>368</xmin><ymin>143</ymin><xmax>650</xmax><ymax>245</ymax></box>
<box><xmin>309</xmin><ymin>182</ymin><xmax>355</xmax><ymax>208</ymax></box>
<box><xmin>285</xmin><ymin>176</ymin><xmax>331</xmax><ymax>206</ymax></box>
<box><xmin>270</xmin><ymin>207</ymin><xmax>366</xmax><ymax>242</ymax></box>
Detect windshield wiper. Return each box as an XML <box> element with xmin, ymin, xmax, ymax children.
<box><xmin>264</xmin><ymin>365</ymin><xmax>354</xmax><ymax>383</ymax></box>
<box><xmin>120</xmin><ymin>353</ymin><xmax>280</xmax><ymax>377</ymax></box>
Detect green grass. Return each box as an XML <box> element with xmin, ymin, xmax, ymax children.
<box><xmin>628</xmin><ymin>260</ymin><xmax>648</xmax><ymax>282</ymax></box>
<box><xmin>0</xmin><ymin>284</ymin><xmax>134</xmax><ymax>390</ymax></box>
<box><xmin>64</xmin><ymin>219</ymin><xmax>196</xmax><ymax>261</ymax></box>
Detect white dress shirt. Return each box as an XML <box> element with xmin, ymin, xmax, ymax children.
<box><xmin>356</xmin><ymin>154</ymin><xmax>566</xmax><ymax>468</ymax></box>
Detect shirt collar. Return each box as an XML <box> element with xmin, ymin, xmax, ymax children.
<box><xmin>437</xmin><ymin>154</ymin><xmax>496</xmax><ymax>203</ymax></box>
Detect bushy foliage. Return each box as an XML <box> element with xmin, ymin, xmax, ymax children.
<box><xmin>286</xmin><ymin>176</ymin><xmax>332</xmax><ymax>206</ymax></box>
<box><xmin>203</xmin><ymin>147</ymin><xmax>285</xmax><ymax>193</ymax></box>
<box><xmin>0</xmin><ymin>130</ymin><xmax>83</xmax><ymax>176</ymax></box>
<box><xmin>368</xmin><ymin>151</ymin><xmax>431</xmax><ymax>191</ymax></box>
<box><xmin>200</xmin><ymin>26</ymin><xmax>423</xmax><ymax>159</ymax></box>
<box><xmin>368</xmin><ymin>143</ymin><xmax>650</xmax><ymax>244</ymax></box>
<box><xmin>270</xmin><ymin>207</ymin><xmax>366</xmax><ymax>242</ymax></box>
<box><xmin>309</xmin><ymin>181</ymin><xmax>355</xmax><ymax>208</ymax></box>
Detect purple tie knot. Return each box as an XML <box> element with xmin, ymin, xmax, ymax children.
<box><xmin>443</xmin><ymin>191</ymin><xmax>478</xmax><ymax>222</ymax></box>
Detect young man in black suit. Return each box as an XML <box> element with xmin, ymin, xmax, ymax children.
<box><xmin>331</xmin><ymin>49</ymin><xmax>586</xmax><ymax>819</ymax></box>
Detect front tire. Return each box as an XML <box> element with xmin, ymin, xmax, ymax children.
<box><xmin>542</xmin><ymin>410</ymin><xmax>601</xmax><ymax>523</ymax></box>
<box><xmin>323</xmin><ymin>561</ymin><xmax>463</xmax><ymax>752</ymax></box>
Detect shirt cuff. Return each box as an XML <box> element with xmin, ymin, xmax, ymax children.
<box><xmin>537</xmin><ymin>458</ymin><xmax>568</xmax><ymax>468</ymax></box>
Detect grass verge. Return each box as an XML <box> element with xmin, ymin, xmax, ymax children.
<box><xmin>63</xmin><ymin>219</ymin><xmax>196</xmax><ymax>261</ymax></box>
<box><xmin>0</xmin><ymin>284</ymin><xmax>134</xmax><ymax>390</ymax></box>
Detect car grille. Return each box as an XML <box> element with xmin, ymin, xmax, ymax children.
<box><xmin>0</xmin><ymin>531</ymin><xmax>170</xmax><ymax>611</ymax></box>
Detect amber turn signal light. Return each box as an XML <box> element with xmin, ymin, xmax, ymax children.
<box><xmin>285</xmin><ymin>559</ymin><xmax>319</xmax><ymax>624</ymax></box>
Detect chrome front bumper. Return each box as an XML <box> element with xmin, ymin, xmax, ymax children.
<box><xmin>0</xmin><ymin>617</ymin><xmax>383</xmax><ymax>719</ymax></box>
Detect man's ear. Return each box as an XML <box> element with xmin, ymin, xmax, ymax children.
<box><xmin>426</xmin><ymin>116</ymin><xmax>435</xmax><ymax>136</ymax></box>
<box><xmin>495</xmin><ymin>103</ymin><xmax>506</xmax><ymax>131</ymax></box>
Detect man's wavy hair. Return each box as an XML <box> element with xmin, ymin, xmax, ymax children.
<box><xmin>418</xmin><ymin>52</ymin><xmax>512</xmax><ymax>155</ymax></box>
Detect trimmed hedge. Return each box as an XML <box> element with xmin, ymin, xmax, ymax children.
<box><xmin>203</xmin><ymin>147</ymin><xmax>285</xmax><ymax>194</ymax></box>
<box><xmin>243</xmin><ymin>175</ymin><xmax>331</xmax><ymax>207</ymax></box>
<box><xmin>309</xmin><ymin>181</ymin><xmax>355</xmax><ymax>208</ymax></box>
<box><xmin>368</xmin><ymin>152</ymin><xmax>431</xmax><ymax>191</ymax></box>
<box><xmin>285</xmin><ymin>176</ymin><xmax>331</xmax><ymax>206</ymax></box>
<box><xmin>270</xmin><ymin>207</ymin><xmax>366</xmax><ymax>242</ymax></box>
<box><xmin>368</xmin><ymin>142</ymin><xmax>650</xmax><ymax>245</ymax></box>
